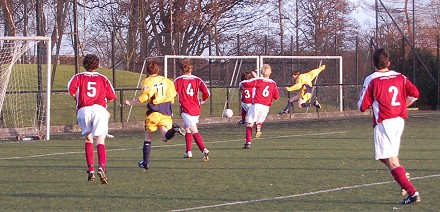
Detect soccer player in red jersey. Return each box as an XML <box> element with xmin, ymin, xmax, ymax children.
<box><xmin>358</xmin><ymin>48</ymin><xmax>420</xmax><ymax>204</ymax></box>
<box><xmin>67</xmin><ymin>54</ymin><xmax>116</xmax><ymax>184</ymax></box>
<box><xmin>125</xmin><ymin>59</ymin><xmax>184</xmax><ymax>170</ymax></box>
<box><xmin>243</xmin><ymin>64</ymin><xmax>280</xmax><ymax>149</ymax></box>
<box><xmin>238</xmin><ymin>70</ymin><xmax>256</xmax><ymax>125</ymax></box>
<box><xmin>174</xmin><ymin>59</ymin><xmax>210</xmax><ymax>161</ymax></box>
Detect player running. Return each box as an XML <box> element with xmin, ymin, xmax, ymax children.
<box><xmin>243</xmin><ymin>64</ymin><xmax>279</xmax><ymax>149</ymax></box>
<box><xmin>238</xmin><ymin>70</ymin><xmax>256</xmax><ymax>125</ymax></box>
<box><xmin>67</xmin><ymin>54</ymin><xmax>116</xmax><ymax>184</ymax></box>
<box><xmin>174</xmin><ymin>58</ymin><xmax>210</xmax><ymax>162</ymax></box>
<box><xmin>125</xmin><ymin>59</ymin><xmax>185</xmax><ymax>170</ymax></box>
<box><xmin>358</xmin><ymin>48</ymin><xmax>420</xmax><ymax>205</ymax></box>
<box><xmin>279</xmin><ymin>65</ymin><xmax>325</xmax><ymax>114</ymax></box>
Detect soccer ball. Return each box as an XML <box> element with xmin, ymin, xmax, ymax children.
<box><xmin>138</xmin><ymin>160</ymin><xmax>145</xmax><ymax>168</ymax></box>
<box><xmin>224</xmin><ymin>109</ymin><xmax>233</xmax><ymax>118</ymax></box>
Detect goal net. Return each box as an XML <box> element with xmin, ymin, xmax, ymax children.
<box><xmin>0</xmin><ymin>37</ymin><xmax>52</xmax><ymax>140</ymax></box>
<box><xmin>164</xmin><ymin>55</ymin><xmax>260</xmax><ymax>117</ymax></box>
<box><xmin>260</xmin><ymin>55</ymin><xmax>343</xmax><ymax>112</ymax></box>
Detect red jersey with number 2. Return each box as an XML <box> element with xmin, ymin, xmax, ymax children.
<box><xmin>252</xmin><ymin>77</ymin><xmax>280</xmax><ymax>106</ymax></box>
<box><xmin>358</xmin><ymin>70</ymin><xmax>419</xmax><ymax>126</ymax></box>
<box><xmin>174</xmin><ymin>75</ymin><xmax>210</xmax><ymax>116</ymax></box>
<box><xmin>67</xmin><ymin>72</ymin><xmax>116</xmax><ymax>110</ymax></box>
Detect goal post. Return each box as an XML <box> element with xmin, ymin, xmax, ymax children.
<box><xmin>0</xmin><ymin>36</ymin><xmax>52</xmax><ymax>140</ymax></box>
<box><xmin>260</xmin><ymin>55</ymin><xmax>344</xmax><ymax>112</ymax></box>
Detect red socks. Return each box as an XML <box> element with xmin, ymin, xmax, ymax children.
<box><xmin>193</xmin><ymin>133</ymin><xmax>205</xmax><ymax>151</ymax></box>
<box><xmin>85</xmin><ymin>142</ymin><xmax>94</xmax><ymax>172</ymax></box>
<box><xmin>391</xmin><ymin>166</ymin><xmax>416</xmax><ymax>196</ymax></box>
<box><xmin>185</xmin><ymin>133</ymin><xmax>193</xmax><ymax>152</ymax></box>
<box><xmin>97</xmin><ymin>144</ymin><xmax>106</xmax><ymax>171</ymax></box>
<box><xmin>246</xmin><ymin>127</ymin><xmax>252</xmax><ymax>143</ymax></box>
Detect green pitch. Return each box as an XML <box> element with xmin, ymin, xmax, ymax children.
<box><xmin>0</xmin><ymin>112</ymin><xmax>439</xmax><ymax>211</ymax></box>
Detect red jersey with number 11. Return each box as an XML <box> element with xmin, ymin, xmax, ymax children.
<box><xmin>68</xmin><ymin>72</ymin><xmax>116</xmax><ymax>110</ymax></box>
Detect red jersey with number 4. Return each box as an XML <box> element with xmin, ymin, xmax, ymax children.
<box><xmin>174</xmin><ymin>75</ymin><xmax>210</xmax><ymax>116</ymax></box>
<box><xmin>239</xmin><ymin>79</ymin><xmax>255</xmax><ymax>104</ymax></box>
<box><xmin>358</xmin><ymin>70</ymin><xmax>419</xmax><ymax>126</ymax></box>
<box><xmin>252</xmin><ymin>77</ymin><xmax>280</xmax><ymax>106</ymax></box>
<box><xmin>67</xmin><ymin>72</ymin><xmax>116</xmax><ymax>110</ymax></box>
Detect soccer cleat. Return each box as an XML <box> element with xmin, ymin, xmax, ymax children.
<box><xmin>173</xmin><ymin>123</ymin><xmax>186</xmax><ymax>136</ymax></box>
<box><xmin>313</xmin><ymin>101</ymin><xmax>322</xmax><ymax>109</ymax></box>
<box><xmin>401</xmin><ymin>192</ymin><xmax>420</xmax><ymax>204</ymax></box>
<box><xmin>97</xmin><ymin>168</ymin><xmax>108</xmax><ymax>185</ymax></box>
<box><xmin>87</xmin><ymin>171</ymin><xmax>96</xmax><ymax>182</ymax></box>
<box><xmin>138</xmin><ymin>160</ymin><xmax>149</xmax><ymax>170</ymax></box>
<box><xmin>202</xmin><ymin>149</ymin><xmax>209</xmax><ymax>162</ymax></box>
<box><xmin>183</xmin><ymin>151</ymin><xmax>193</xmax><ymax>159</ymax></box>
<box><xmin>255</xmin><ymin>131</ymin><xmax>262</xmax><ymax>138</ymax></box>
<box><xmin>242</xmin><ymin>142</ymin><xmax>251</xmax><ymax>149</ymax></box>
<box><xmin>238</xmin><ymin>120</ymin><xmax>246</xmax><ymax>125</ymax></box>
<box><xmin>278</xmin><ymin>109</ymin><xmax>288</xmax><ymax>115</ymax></box>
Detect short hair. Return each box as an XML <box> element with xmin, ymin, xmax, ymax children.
<box><xmin>373</xmin><ymin>48</ymin><xmax>389</xmax><ymax>70</ymax></box>
<box><xmin>241</xmin><ymin>71</ymin><xmax>254</xmax><ymax>81</ymax></box>
<box><xmin>179</xmin><ymin>58</ymin><xmax>193</xmax><ymax>74</ymax></box>
<box><xmin>83</xmin><ymin>54</ymin><xmax>99</xmax><ymax>71</ymax></box>
<box><xmin>260</xmin><ymin>64</ymin><xmax>272</xmax><ymax>77</ymax></box>
<box><xmin>147</xmin><ymin>59</ymin><xmax>161</xmax><ymax>75</ymax></box>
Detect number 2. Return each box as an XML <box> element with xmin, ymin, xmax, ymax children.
<box><xmin>389</xmin><ymin>86</ymin><xmax>401</xmax><ymax>106</ymax></box>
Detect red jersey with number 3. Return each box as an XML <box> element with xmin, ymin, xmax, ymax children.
<box><xmin>252</xmin><ymin>77</ymin><xmax>280</xmax><ymax>106</ymax></box>
<box><xmin>67</xmin><ymin>72</ymin><xmax>116</xmax><ymax>110</ymax></box>
<box><xmin>174</xmin><ymin>74</ymin><xmax>210</xmax><ymax>116</ymax></box>
<box><xmin>239</xmin><ymin>79</ymin><xmax>255</xmax><ymax>104</ymax></box>
<box><xmin>358</xmin><ymin>70</ymin><xmax>419</xmax><ymax>126</ymax></box>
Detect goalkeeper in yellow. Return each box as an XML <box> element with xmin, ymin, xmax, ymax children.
<box><xmin>279</xmin><ymin>65</ymin><xmax>325</xmax><ymax>114</ymax></box>
<box><xmin>125</xmin><ymin>59</ymin><xmax>184</xmax><ymax>170</ymax></box>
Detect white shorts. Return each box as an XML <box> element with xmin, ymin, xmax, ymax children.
<box><xmin>246</xmin><ymin>103</ymin><xmax>270</xmax><ymax>124</ymax></box>
<box><xmin>77</xmin><ymin>104</ymin><xmax>109</xmax><ymax>137</ymax></box>
<box><xmin>181</xmin><ymin>112</ymin><xmax>199</xmax><ymax>128</ymax></box>
<box><xmin>241</xmin><ymin>102</ymin><xmax>252</xmax><ymax>112</ymax></box>
<box><xmin>373</xmin><ymin>117</ymin><xmax>405</xmax><ymax>160</ymax></box>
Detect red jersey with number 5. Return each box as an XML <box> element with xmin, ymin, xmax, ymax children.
<box><xmin>68</xmin><ymin>72</ymin><xmax>116</xmax><ymax>110</ymax></box>
<box><xmin>174</xmin><ymin>74</ymin><xmax>210</xmax><ymax>116</ymax></box>
<box><xmin>358</xmin><ymin>70</ymin><xmax>419</xmax><ymax>126</ymax></box>
<box><xmin>252</xmin><ymin>77</ymin><xmax>280</xmax><ymax>106</ymax></box>
<box><xmin>239</xmin><ymin>79</ymin><xmax>255</xmax><ymax>104</ymax></box>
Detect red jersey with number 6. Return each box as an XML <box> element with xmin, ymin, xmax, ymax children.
<box><xmin>252</xmin><ymin>77</ymin><xmax>280</xmax><ymax>106</ymax></box>
<box><xmin>174</xmin><ymin>75</ymin><xmax>210</xmax><ymax>116</ymax></box>
<box><xmin>358</xmin><ymin>70</ymin><xmax>419</xmax><ymax>126</ymax></box>
<box><xmin>67</xmin><ymin>72</ymin><xmax>116</xmax><ymax>110</ymax></box>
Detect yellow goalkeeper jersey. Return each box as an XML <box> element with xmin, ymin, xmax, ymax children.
<box><xmin>286</xmin><ymin>66</ymin><xmax>325</xmax><ymax>92</ymax></box>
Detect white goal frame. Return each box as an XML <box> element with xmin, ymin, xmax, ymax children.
<box><xmin>260</xmin><ymin>55</ymin><xmax>343</xmax><ymax>112</ymax></box>
<box><xmin>0</xmin><ymin>36</ymin><xmax>52</xmax><ymax>140</ymax></box>
<box><xmin>164</xmin><ymin>55</ymin><xmax>260</xmax><ymax>78</ymax></box>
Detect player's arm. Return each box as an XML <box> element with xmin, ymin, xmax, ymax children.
<box><xmin>405</xmin><ymin>78</ymin><xmax>420</xmax><ymax>107</ymax></box>
<box><xmin>358</xmin><ymin>85</ymin><xmax>373</xmax><ymax>112</ymax></box>
<box><xmin>286</xmin><ymin>78</ymin><xmax>303</xmax><ymax>92</ymax></box>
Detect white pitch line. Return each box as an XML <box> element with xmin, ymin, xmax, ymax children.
<box><xmin>168</xmin><ymin>174</ymin><xmax>440</xmax><ymax>212</ymax></box>
<box><xmin>0</xmin><ymin>131</ymin><xmax>347</xmax><ymax>160</ymax></box>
